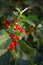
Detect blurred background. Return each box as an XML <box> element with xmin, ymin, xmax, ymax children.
<box><xmin>0</xmin><ymin>0</ymin><xmax>43</xmax><ymax>65</ymax></box>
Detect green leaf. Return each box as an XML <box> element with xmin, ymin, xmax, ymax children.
<box><xmin>21</xmin><ymin>14</ymin><xmax>40</xmax><ymax>26</ymax></box>
<box><xmin>19</xmin><ymin>40</ymin><xmax>36</xmax><ymax>55</ymax></box>
<box><xmin>21</xmin><ymin>15</ymin><xmax>28</xmax><ymax>22</ymax></box>
<box><xmin>0</xmin><ymin>30</ymin><xmax>10</xmax><ymax>49</ymax></box>
<box><xmin>21</xmin><ymin>15</ymin><xmax>35</xmax><ymax>27</ymax></box>
<box><xmin>28</xmin><ymin>15</ymin><xmax>39</xmax><ymax>23</ymax></box>
<box><xmin>23</xmin><ymin>22</ymin><xmax>29</xmax><ymax>31</ymax></box>
<box><xmin>0</xmin><ymin>49</ymin><xmax>6</xmax><ymax>56</ymax></box>
<box><xmin>15</xmin><ymin>31</ymin><xmax>21</xmax><ymax>36</ymax></box>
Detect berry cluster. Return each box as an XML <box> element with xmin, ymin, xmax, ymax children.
<box><xmin>2</xmin><ymin>19</ymin><xmax>10</xmax><ymax>28</ymax></box>
<box><xmin>7</xmin><ymin>40</ymin><xmax>18</xmax><ymax>50</ymax></box>
<box><xmin>7</xmin><ymin>34</ymin><xmax>19</xmax><ymax>50</ymax></box>
<box><xmin>6</xmin><ymin>22</ymin><xmax>24</xmax><ymax>50</ymax></box>
<box><xmin>2</xmin><ymin>18</ymin><xmax>15</xmax><ymax>29</ymax></box>
<box><xmin>11</xmin><ymin>34</ymin><xmax>19</xmax><ymax>40</ymax></box>
<box><xmin>2</xmin><ymin>19</ymin><xmax>24</xmax><ymax>51</ymax></box>
<box><xmin>14</xmin><ymin>24</ymin><xmax>24</xmax><ymax>33</ymax></box>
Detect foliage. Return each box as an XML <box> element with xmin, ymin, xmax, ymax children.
<box><xmin>0</xmin><ymin>0</ymin><xmax>43</xmax><ymax>65</ymax></box>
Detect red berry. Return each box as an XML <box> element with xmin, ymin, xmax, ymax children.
<box><xmin>5</xmin><ymin>23</ymin><xmax>9</xmax><ymax>28</ymax></box>
<box><xmin>10</xmin><ymin>40</ymin><xmax>17</xmax><ymax>50</ymax></box>
<box><xmin>7</xmin><ymin>46</ymin><xmax>10</xmax><ymax>50</ymax></box>
<box><xmin>10</xmin><ymin>41</ymin><xmax>14</xmax><ymax>46</ymax></box>
<box><xmin>6</xmin><ymin>20</ymin><xmax>10</xmax><ymax>25</ymax></box>
<box><xmin>11</xmin><ymin>34</ymin><xmax>15</xmax><ymax>40</ymax></box>
<box><xmin>20</xmin><ymin>28</ymin><xmax>24</xmax><ymax>33</ymax></box>
<box><xmin>10</xmin><ymin>45</ymin><xmax>15</xmax><ymax>50</ymax></box>
<box><xmin>5</xmin><ymin>20</ymin><xmax>11</xmax><ymax>28</ymax></box>
<box><xmin>14</xmin><ymin>24</ymin><xmax>20</xmax><ymax>31</ymax></box>
<box><xmin>14</xmin><ymin>27</ymin><xmax>19</xmax><ymax>31</ymax></box>
<box><xmin>16</xmin><ymin>24</ymin><xmax>19</xmax><ymax>27</ymax></box>
<box><xmin>15</xmin><ymin>36</ymin><xmax>19</xmax><ymax>40</ymax></box>
<box><xmin>14</xmin><ymin>41</ymin><xmax>18</xmax><ymax>46</ymax></box>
